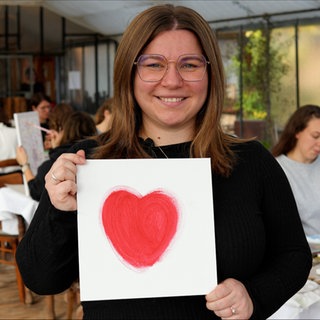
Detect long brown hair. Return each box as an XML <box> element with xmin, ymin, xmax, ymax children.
<box><xmin>272</xmin><ymin>104</ymin><xmax>320</xmax><ymax>157</ymax></box>
<box><xmin>59</xmin><ymin>111</ymin><xmax>96</xmax><ymax>146</ymax></box>
<box><xmin>95</xmin><ymin>98</ymin><xmax>113</xmax><ymax>125</ymax></box>
<box><xmin>49</xmin><ymin>103</ymin><xmax>74</xmax><ymax>131</ymax></box>
<box><xmin>93</xmin><ymin>4</ymin><xmax>244</xmax><ymax>176</ymax></box>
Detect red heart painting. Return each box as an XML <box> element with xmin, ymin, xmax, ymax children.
<box><xmin>102</xmin><ymin>189</ymin><xmax>179</xmax><ymax>268</ymax></box>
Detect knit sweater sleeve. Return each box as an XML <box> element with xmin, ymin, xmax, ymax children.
<box><xmin>224</xmin><ymin>141</ymin><xmax>312</xmax><ymax>318</ymax></box>
<box><xmin>27</xmin><ymin>159</ymin><xmax>52</xmax><ymax>201</ymax></box>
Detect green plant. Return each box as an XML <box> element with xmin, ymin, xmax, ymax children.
<box><xmin>232</xmin><ymin>29</ymin><xmax>290</xmax><ymax>120</ymax></box>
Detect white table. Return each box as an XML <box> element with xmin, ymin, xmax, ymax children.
<box><xmin>270</xmin><ymin>300</ymin><xmax>320</xmax><ymax>319</ymax></box>
<box><xmin>0</xmin><ymin>184</ymin><xmax>38</xmax><ymax>234</ymax></box>
<box><xmin>269</xmin><ymin>263</ymin><xmax>320</xmax><ymax>319</ymax></box>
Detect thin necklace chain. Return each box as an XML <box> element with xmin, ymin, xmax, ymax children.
<box><xmin>157</xmin><ymin>146</ymin><xmax>169</xmax><ymax>159</ymax></box>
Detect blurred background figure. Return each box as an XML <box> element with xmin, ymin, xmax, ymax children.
<box><xmin>27</xmin><ymin>92</ymin><xmax>52</xmax><ymax>148</ymax></box>
<box><xmin>49</xmin><ymin>102</ymin><xmax>74</xmax><ymax>132</ymax></box>
<box><xmin>0</xmin><ymin>101</ymin><xmax>19</xmax><ymax>174</ymax></box>
<box><xmin>16</xmin><ymin>111</ymin><xmax>96</xmax><ymax>201</ymax></box>
<box><xmin>272</xmin><ymin>104</ymin><xmax>320</xmax><ymax>236</ymax></box>
<box><xmin>95</xmin><ymin>98</ymin><xmax>113</xmax><ymax>134</ymax></box>
<box><xmin>45</xmin><ymin>102</ymin><xmax>75</xmax><ymax>150</ymax></box>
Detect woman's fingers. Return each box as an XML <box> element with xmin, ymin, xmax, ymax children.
<box><xmin>45</xmin><ymin>150</ymin><xmax>86</xmax><ymax>211</ymax></box>
<box><xmin>206</xmin><ymin>278</ymin><xmax>253</xmax><ymax>320</ymax></box>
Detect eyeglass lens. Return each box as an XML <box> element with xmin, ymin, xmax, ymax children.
<box><xmin>136</xmin><ymin>54</ymin><xmax>208</xmax><ymax>82</ymax></box>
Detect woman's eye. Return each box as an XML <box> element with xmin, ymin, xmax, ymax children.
<box><xmin>180</xmin><ymin>63</ymin><xmax>197</xmax><ymax>70</ymax></box>
<box><xmin>145</xmin><ymin>62</ymin><xmax>165</xmax><ymax>69</ymax></box>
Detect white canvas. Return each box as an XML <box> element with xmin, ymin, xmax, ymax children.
<box><xmin>77</xmin><ymin>158</ymin><xmax>216</xmax><ymax>301</ymax></box>
<box><xmin>14</xmin><ymin>111</ymin><xmax>45</xmax><ymax>195</ymax></box>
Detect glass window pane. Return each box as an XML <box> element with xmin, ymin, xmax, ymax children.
<box><xmin>299</xmin><ymin>25</ymin><xmax>320</xmax><ymax>106</ymax></box>
<box><xmin>270</xmin><ymin>26</ymin><xmax>297</xmax><ymax>139</ymax></box>
<box><xmin>219</xmin><ymin>36</ymin><xmax>238</xmax><ymax>136</ymax></box>
<box><xmin>84</xmin><ymin>45</ymin><xmax>95</xmax><ymax>113</ymax></box>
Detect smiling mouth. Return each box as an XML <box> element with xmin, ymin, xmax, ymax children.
<box><xmin>159</xmin><ymin>97</ymin><xmax>185</xmax><ymax>103</ymax></box>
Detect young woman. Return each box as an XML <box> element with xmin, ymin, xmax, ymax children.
<box><xmin>16</xmin><ymin>4</ymin><xmax>311</xmax><ymax>319</ymax></box>
<box><xmin>272</xmin><ymin>104</ymin><xmax>320</xmax><ymax>236</ymax></box>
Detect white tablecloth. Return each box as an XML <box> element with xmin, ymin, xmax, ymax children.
<box><xmin>0</xmin><ymin>185</ymin><xmax>38</xmax><ymax>234</ymax></box>
<box><xmin>269</xmin><ymin>264</ymin><xmax>320</xmax><ymax>319</ymax></box>
<box><xmin>270</xmin><ymin>300</ymin><xmax>320</xmax><ymax>319</ymax></box>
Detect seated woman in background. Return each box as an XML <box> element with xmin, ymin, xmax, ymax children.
<box><xmin>45</xmin><ymin>102</ymin><xmax>75</xmax><ymax>150</ymax></box>
<box><xmin>16</xmin><ymin>111</ymin><xmax>96</xmax><ymax>201</ymax></box>
<box><xmin>272</xmin><ymin>104</ymin><xmax>320</xmax><ymax>236</ymax></box>
<box><xmin>95</xmin><ymin>98</ymin><xmax>113</xmax><ymax>134</ymax></box>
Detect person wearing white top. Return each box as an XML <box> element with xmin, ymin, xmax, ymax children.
<box><xmin>0</xmin><ymin>107</ymin><xmax>19</xmax><ymax>174</ymax></box>
<box><xmin>272</xmin><ymin>104</ymin><xmax>320</xmax><ymax>236</ymax></box>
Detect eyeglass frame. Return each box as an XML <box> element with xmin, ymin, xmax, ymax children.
<box><xmin>133</xmin><ymin>54</ymin><xmax>210</xmax><ymax>82</ymax></box>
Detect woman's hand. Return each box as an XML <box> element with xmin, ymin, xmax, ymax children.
<box><xmin>50</xmin><ymin>129</ymin><xmax>64</xmax><ymax>148</ymax></box>
<box><xmin>206</xmin><ymin>278</ymin><xmax>253</xmax><ymax>319</ymax></box>
<box><xmin>45</xmin><ymin>150</ymin><xmax>86</xmax><ymax>211</ymax></box>
<box><xmin>16</xmin><ymin>146</ymin><xmax>28</xmax><ymax>165</ymax></box>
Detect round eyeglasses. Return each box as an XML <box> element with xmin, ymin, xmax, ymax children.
<box><xmin>134</xmin><ymin>54</ymin><xmax>210</xmax><ymax>82</ymax></box>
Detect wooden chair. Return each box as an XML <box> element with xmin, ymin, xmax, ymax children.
<box><xmin>0</xmin><ymin>172</ymin><xmax>23</xmax><ymax>187</ymax></box>
<box><xmin>0</xmin><ymin>159</ymin><xmax>26</xmax><ymax>303</ymax></box>
<box><xmin>0</xmin><ymin>158</ymin><xmax>23</xmax><ymax>187</ymax></box>
<box><xmin>0</xmin><ymin>215</ymin><xmax>27</xmax><ymax>303</ymax></box>
<box><xmin>66</xmin><ymin>281</ymin><xmax>82</xmax><ymax>319</ymax></box>
<box><xmin>0</xmin><ymin>159</ymin><xmax>20</xmax><ymax>167</ymax></box>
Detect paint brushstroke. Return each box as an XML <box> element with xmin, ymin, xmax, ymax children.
<box><xmin>102</xmin><ymin>189</ymin><xmax>179</xmax><ymax>268</ymax></box>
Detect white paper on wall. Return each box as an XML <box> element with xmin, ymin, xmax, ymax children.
<box><xmin>68</xmin><ymin>71</ymin><xmax>81</xmax><ymax>90</ymax></box>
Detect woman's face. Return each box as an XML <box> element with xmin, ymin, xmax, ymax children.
<box><xmin>134</xmin><ymin>30</ymin><xmax>208</xmax><ymax>141</ymax></box>
<box><xmin>294</xmin><ymin>117</ymin><xmax>320</xmax><ymax>163</ymax></box>
<box><xmin>33</xmin><ymin>99</ymin><xmax>51</xmax><ymax>123</ymax></box>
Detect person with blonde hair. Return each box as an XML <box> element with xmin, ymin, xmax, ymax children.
<box><xmin>17</xmin><ymin>4</ymin><xmax>311</xmax><ymax>319</ymax></box>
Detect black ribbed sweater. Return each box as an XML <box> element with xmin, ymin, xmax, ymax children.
<box><xmin>16</xmin><ymin>139</ymin><xmax>312</xmax><ymax>319</ymax></box>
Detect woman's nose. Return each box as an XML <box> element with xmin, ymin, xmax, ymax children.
<box><xmin>161</xmin><ymin>64</ymin><xmax>183</xmax><ymax>86</ymax></box>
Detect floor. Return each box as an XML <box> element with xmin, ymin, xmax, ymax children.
<box><xmin>0</xmin><ymin>264</ymin><xmax>81</xmax><ymax>320</ymax></box>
